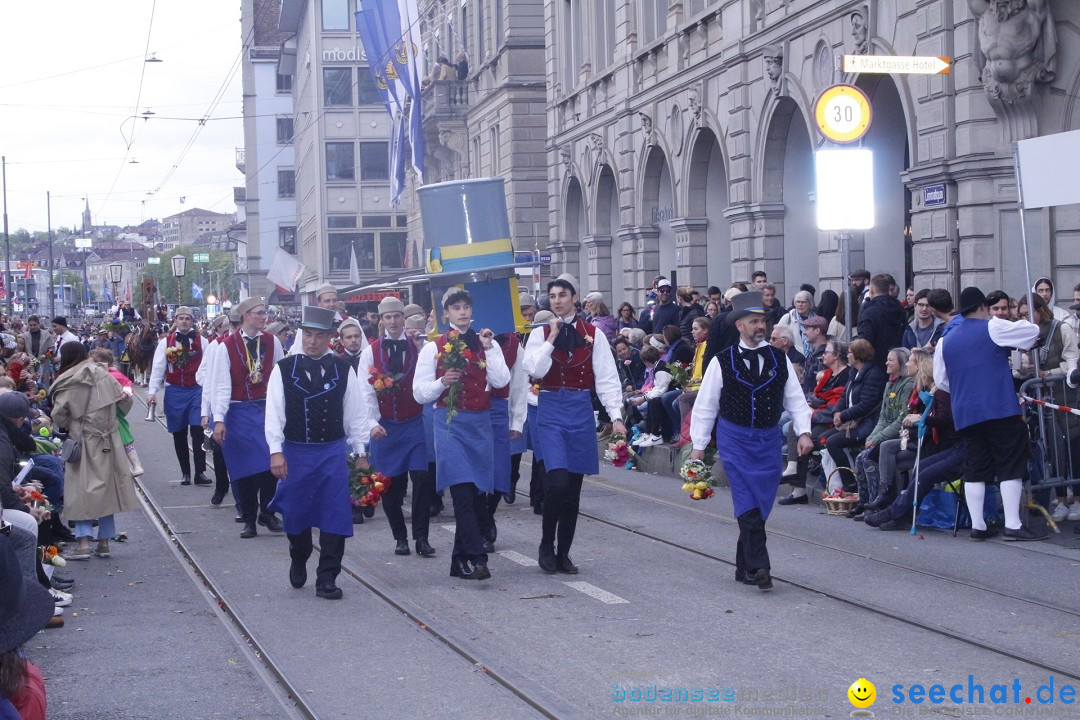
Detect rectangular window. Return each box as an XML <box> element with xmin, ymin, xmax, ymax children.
<box><xmin>328</xmin><ymin>232</ymin><xmax>375</xmax><ymax>271</ymax></box>
<box><xmin>596</xmin><ymin>3</ymin><xmax>616</xmax><ymax>69</ymax></box>
<box><xmin>322</xmin><ymin>0</ymin><xmax>350</xmax><ymax>30</ymax></box>
<box><xmin>358</xmin><ymin>142</ymin><xmax>389</xmax><ymax>180</ymax></box>
<box><xmin>323</xmin><ymin>67</ymin><xmax>352</xmax><ymax>106</ymax></box>
<box><xmin>356</xmin><ymin>70</ymin><xmax>383</xmax><ymax>105</ymax></box>
<box><xmin>327</xmin><ymin>216</ymin><xmax>357</xmax><ymax>229</ymax></box>
<box><xmin>279</xmin><ymin>226</ymin><xmax>297</xmax><ymax>255</ymax></box>
<box><xmin>396</xmin><ymin>214</ymin><xmax>408</xmax><ymax>227</ymax></box>
<box><xmin>277</xmin><ymin>169</ymin><xmax>295</xmax><ymax>198</ymax></box>
<box><xmin>641</xmin><ymin>0</ymin><xmax>669</xmax><ymax>44</ymax></box>
<box><xmin>489</xmin><ymin>126</ymin><xmax>500</xmax><ymax>174</ymax></box>
<box><xmin>362</xmin><ymin>215</ymin><xmax>392</xmax><ymax>228</ymax></box>
<box><xmin>495</xmin><ymin>0</ymin><xmax>504</xmax><ymax>49</ymax></box>
<box><xmin>562</xmin><ymin>0</ymin><xmax>582</xmax><ymax>89</ymax></box>
<box><xmin>276</xmin><ymin>72</ymin><xmax>293</xmax><ymax>93</ymax></box>
<box><xmin>276</xmin><ymin>117</ymin><xmax>294</xmax><ymax>144</ymax></box>
<box><xmin>379</xmin><ymin>231</ymin><xmax>407</xmax><ymax>270</ymax></box>
<box><xmin>325</xmin><ymin>142</ymin><xmax>355</xmax><ymax>181</ymax></box>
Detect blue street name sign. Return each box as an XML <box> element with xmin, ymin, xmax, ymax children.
<box><xmin>923</xmin><ymin>184</ymin><xmax>947</xmax><ymax>207</ymax></box>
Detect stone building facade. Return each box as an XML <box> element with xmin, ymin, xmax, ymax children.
<box><xmin>545</xmin><ymin>0</ymin><xmax>1079</xmax><ymax>310</ymax></box>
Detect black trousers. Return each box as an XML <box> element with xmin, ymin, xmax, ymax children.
<box><xmin>449</xmin><ymin>483</ymin><xmax>487</xmax><ymax>564</ymax></box>
<box><xmin>381</xmin><ymin>470</ymin><xmax>434</xmax><ymax>542</ymax></box>
<box><xmin>172</xmin><ymin>426</ymin><xmax>206</xmax><ymax>476</ymax></box>
<box><xmin>509</xmin><ymin>452</ymin><xmax>522</xmax><ymax>492</ymax></box>
<box><xmin>288</xmin><ymin>529</ymin><xmax>346</xmax><ymax>588</ymax></box>
<box><xmin>236</xmin><ymin>470</ymin><xmax>277</xmax><ymax>520</ymax></box>
<box><xmin>210</xmin><ymin>439</ymin><xmax>230</xmax><ymax>496</ymax></box>
<box><xmin>477</xmin><ymin>491</ymin><xmax>500</xmax><ymax>541</ymax></box>
<box><xmin>529</xmin><ymin>459</ymin><xmax>545</xmax><ymax>508</ymax></box>
<box><xmin>735</xmin><ymin>508</ymin><xmax>770</xmax><ymax>574</ymax></box>
<box><xmin>541</xmin><ymin>469</ymin><xmax>583</xmax><ymax>556</ymax></box>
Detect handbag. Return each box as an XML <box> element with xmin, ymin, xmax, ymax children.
<box><xmin>60</xmin><ymin>383</ymin><xmax>94</xmax><ymax>464</ymax></box>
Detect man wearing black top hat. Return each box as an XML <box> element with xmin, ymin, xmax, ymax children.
<box><xmin>265</xmin><ymin>306</ymin><xmax>369</xmax><ymax>599</ymax></box>
<box><xmin>690</xmin><ymin>291</ymin><xmax>814</xmax><ymax>591</ymax></box>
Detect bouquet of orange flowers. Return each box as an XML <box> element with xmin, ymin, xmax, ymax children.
<box><xmin>368</xmin><ymin>366</ymin><xmax>400</xmax><ymax>396</ymax></box>
<box><xmin>434</xmin><ymin>329</ymin><xmax>486</xmax><ymax>424</ymax></box>
<box><xmin>348</xmin><ymin>460</ymin><xmax>392</xmax><ymax>516</ymax></box>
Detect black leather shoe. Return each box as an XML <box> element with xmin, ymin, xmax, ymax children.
<box><xmin>258</xmin><ymin>513</ymin><xmax>284</xmax><ymax>533</ymax></box>
<box><xmin>52</xmin><ymin>577</ymin><xmax>75</xmax><ymax>591</ymax></box>
<box><xmin>316</xmin><ymin>584</ymin><xmax>343</xmax><ymax>600</ymax></box>
<box><xmin>555</xmin><ymin>555</ymin><xmax>579</xmax><ymax>574</ymax></box>
<box><xmin>289</xmin><ymin>560</ymin><xmax>307</xmax><ymax>588</ymax></box>
<box><xmin>362</xmin><ymin>505</ymin><xmax>376</xmax><ymax>519</ymax></box>
<box><xmin>210</xmin><ymin>490</ymin><xmax>226</xmax><ymax>506</ymax></box>
<box><xmin>778</xmin><ymin>493</ymin><xmax>808</xmax><ymax>506</ymax></box>
<box><xmin>351</xmin><ymin>507</ymin><xmax>365</xmax><ymax>524</ymax></box>
<box><xmin>845</xmin><ymin>503</ymin><xmax>866</xmax><ymax>519</ymax></box>
<box><xmin>482</xmin><ymin>540</ymin><xmax>495</xmax><ymax>554</ymax></box>
<box><xmin>180</xmin><ymin>474</ymin><xmax>192</xmax><ymax>486</ymax></box>
<box><xmin>469</xmin><ymin>562</ymin><xmax>491</xmax><ymax>580</ymax></box>
<box><xmin>234</xmin><ymin>513</ymin><xmax>245</xmax><ymax>523</ymax></box>
<box><xmin>1003</xmin><ymin>525</ymin><xmax>1046</xmax><ymax>542</ymax></box>
<box><xmin>863</xmin><ymin>511</ymin><xmax>886</xmax><ymax>528</ymax></box>
<box><xmin>450</xmin><ymin>558</ymin><xmax>464</xmax><ymax>577</ymax></box>
<box><xmin>970</xmin><ymin>527</ymin><xmax>999</xmax><ymax>541</ymax></box>
<box><xmin>504</xmin><ymin>487</ymin><xmax>516</xmax><ymax>504</ymax></box>
<box><xmin>395</xmin><ymin>539</ymin><xmax>411</xmax><ymax>555</ymax></box>
<box><xmin>415</xmin><ymin>539</ymin><xmax>435</xmax><ymax>556</ymax></box>
<box><xmin>240</xmin><ymin>520</ymin><xmax>257</xmax><ymax>539</ymax></box>
<box><xmin>193</xmin><ymin>474</ymin><xmax>213</xmax><ymax>486</ymax></box>
<box><xmin>866</xmin><ymin>494</ymin><xmax>894</xmax><ymax>511</ymax></box>
<box><xmin>454</xmin><ymin>559</ymin><xmax>476</xmax><ymax>578</ymax></box>
<box><xmin>754</xmin><ymin>568</ymin><xmax>773</xmax><ymax>591</ymax></box>
<box><xmin>538</xmin><ymin>546</ymin><xmax>557</xmax><ymax>574</ymax></box>
<box><xmin>734</xmin><ymin>569</ymin><xmax>756</xmax><ymax>585</ymax></box>
<box><xmin>879</xmin><ymin>517</ymin><xmax>911</xmax><ymax>531</ymax></box>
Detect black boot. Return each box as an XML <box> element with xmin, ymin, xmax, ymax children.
<box><xmin>394</xmin><ymin>539</ymin><xmax>411</xmax><ymax>556</ymax></box>
<box><xmin>289</xmin><ymin>559</ymin><xmax>307</xmax><ymax>588</ymax></box>
<box><xmin>352</xmin><ymin>507</ymin><xmax>365</xmax><ymax>524</ymax></box>
<box><xmin>538</xmin><ymin>544</ymin><xmax>557</xmax><ymax>574</ymax></box>
<box><xmin>315</xmin><ymin>582</ymin><xmax>343</xmax><ymax>600</ymax></box>
<box><xmin>240</xmin><ymin>518</ymin><xmax>257</xmax><ymax>539</ymax></box>
<box><xmin>415</xmin><ymin>538</ymin><xmax>435</xmax><ymax>556</ymax></box>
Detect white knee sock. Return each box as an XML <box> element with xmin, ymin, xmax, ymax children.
<box><xmin>784</xmin><ymin>460</ymin><xmax>798</xmax><ymax>476</ymax></box>
<box><xmin>1000</xmin><ymin>479</ymin><xmax>1023</xmax><ymax>530</ymax></box>
<box><xmin>965</xmin><ymin>481</ymin><xmax>987</xmax><ymax>531</ymax></box>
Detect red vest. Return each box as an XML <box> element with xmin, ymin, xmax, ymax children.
<box><xmin>223</xmin><ymin>331</ymin><xmax>275</xmax><ymax>401</ymax></box>
<box><xmin>539</xmin><ymin>318</ymin><xmax>596</xmax><ymax>391</ymax></box>
<box><xmin>370</xmin><ymin>337</ymin><xmax>423</xmax><ymax>421</ymax></box>
<box><xmin>490</xmin><ymin>334</ymin><xmax>519</xmax><ymax>400</ymax></box>
<box><xmin>434</xmin><ymin>331</ymin><xmax>490</xmax><ymax>412</ymax></box>
<box><xmin>164</xmin><ymin>331</ymin><xmax>202</xmax><ymax>387</ymax></box>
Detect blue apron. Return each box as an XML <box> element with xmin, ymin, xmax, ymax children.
<box><xmin>490</xmin><ymin>396</ymin><xmax>512</xmax><ymax>493</ymax></box>
<box><xmin>164</xmin><ymin>384</ymin><xmax>202</xmax><ymax>432</ymax></box>
<box><xmin>714</xmin><ymin>416</ymin><xmax>783</xmax><ymax>520</ymax></box>
<box><xmin>526</xmin><ymin>403</ymin><xmax>541</xmax><ymax>459</ymax></box>
<box><xmin>267</xmin><ymin>439</ymin><xmax>354</xmax><ymax>537</ymax></box>
<box><xmin>370</xmin><ymin>415</ymin><xmax>427</xmax><ymax>477</ymax></box>
<box><xmin>422</xmin><ymin>403</ymin><xmax>437</xmax><ymax>463</ymax></box>
<box><xmin>433</xmin><ymin>407</ymin><xmax>494</xmax><ymax>493</ymax></box>
<box><xmin>536</xmin><ymin>389</ymin><xmax>597</xmax><ymax>475</ymax></box>
<box><xmin>221</xmin><ymin>400</ymin><xmax>271</xmax><ymax>479</ymax></box>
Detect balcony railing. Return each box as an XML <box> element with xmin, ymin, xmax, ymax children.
<box><xmin>422</xmin><ymin>80</ymin><xmax>470</xmax><ymax>121</ymax></box>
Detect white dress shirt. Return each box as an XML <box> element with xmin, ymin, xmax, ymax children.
<box><xmin>263</xmin><ymin>351</ymin><xmax>368</xmax><ymax>455</ymax></box>
<box><xmin>505</xmin><ymin>343</ymin><xmax>529</xmax><ymax>433</ymax></box>
<box><xmin>208</xmin><ymin>330</ymin><xmax>285</xmax><ymax>423</ymax></box>
<box><xmin>54</xmin><ymin>331</ymin><xmax>79</xmax><ymax>352</ymax></box>
<box><xmin>933</xmin><ymin>317</ymin><xmax>1040</xmax><ymax>393</ymax></box>
<box><xmin>522</xmin><ymin>315</ymin><xmax>623</xmax><ymax>422</ymax></box>
<box><xmin>412</xmin><ymin>328</ymin><xmax>510</xmax><ymax>405</ymax></box>
<box><xmin>196</xmin><ymin>339</ymin><xmax>222</xmax><ymax>420</ymax></box>
<box><xmin>690</xmin><ymin>341</ymin><xmax>813</xmax><ymax>451</ymax></box>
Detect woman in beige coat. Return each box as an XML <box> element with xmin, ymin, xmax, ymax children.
<box><xmin>51</xmin><ymin>343</ymin><xmax>138</xmax><ymax>560</ymax></box>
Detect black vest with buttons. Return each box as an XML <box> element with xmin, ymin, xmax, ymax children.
<box><xmin>278</xmin><ymin>355</ymin><xmax>348</xmax><ymax>444</ymax></box>
<box><xmin>717</xmin><ymin>344</ymin><xmax>788</xmax><ymax>430</ymax></box>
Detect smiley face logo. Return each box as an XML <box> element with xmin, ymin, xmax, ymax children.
<box><xmin>848</xmin><ymin>678</ymin><xmax>876</xmax><ymax>708</ymax></box>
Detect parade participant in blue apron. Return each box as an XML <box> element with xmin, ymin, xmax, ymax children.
<box><xmin>413</xmin><ymin>288</ymin><xmax>510</xmax><ymax>581</ymax></box>
<box><xmin>357</xmin><ymin>297</ymin><xmax>436</xmax><ymax>557</ymax></box>
<box><xmin>524</xmin><ymin>276</ymin><xmax>625</xmax><ymax>575</ymax></box>
<box><xmin>197</xmin><ymin>314</ymin><xmax>237</xmax><ymax>513</ymax></box>
<box><xmin>210</xmin><ymin>297</ymin><xmax>286</xmax><ymax>539</ymax></box>
<box><xmin>264</xmin><ymin>306</ymin><xmax>369</xmax><ymax>600</ymax></box>
<box><xmin>478</xmin><ymin>331</ymin><xmax>529</xmax><ymax>552</ymax></box>
<box><xmin>410</xmin><ymin>315</ymin><xmax>445</xmax><ymax>519</ymax></box>
<box><xmin>690</xmin><ymin>291</ymin><xmax>814</xmax><ymax>592</ymax></box>
<box><xmin>148</xmin><ymin>306</ymin><xmax>210</xmax><ymax>487</ymax></box>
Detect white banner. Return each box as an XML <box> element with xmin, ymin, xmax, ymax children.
<box><xmin>266</xmin><ymin>248</ymin><xmax>306</xmax><ymax>291</ymax></box>
<box><xmin>1015</xmin><ymin>129</ymin><xmax>1080</xmax><ymax>210</ymax></box>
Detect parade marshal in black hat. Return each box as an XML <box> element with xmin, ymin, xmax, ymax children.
<box><xmin>264</xmin><ymin>305</ymin><xmax>370</xmax><ymax>599</ymax></box>
<box><xmin>690</xmin><ymin>290</ymin><xmax>814</xmax><ymax>591</ymax></box>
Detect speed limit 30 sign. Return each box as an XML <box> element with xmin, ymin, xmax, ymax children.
<box><xmin>815</xmin><ymin>84</ymin><xmax>872</xmax><ymax>143</ymax></box>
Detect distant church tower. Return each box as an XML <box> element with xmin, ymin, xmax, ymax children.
<box><xmin>82</xmin><ymin>199</ymin><xmax>91</xmax><ymax>234</ymax></box>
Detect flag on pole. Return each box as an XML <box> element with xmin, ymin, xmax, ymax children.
<box><xmin>267</xmin><ymin>248</ymin><xmax>307</xmax><ymax>291</ymax></box>
<box><xmin>192</xmin><ymin>282</ymin><xmax>204</xmax><ymax>300</ymax></box>
<box><xmin>349</xmin><ymin>244</ymin><xmax>361</xmax><ymax>285</ymax></box>
<box><xmin>102</xmin><ymin>278</ymin><xmax>112</xmax><ymax>303</ymax></box>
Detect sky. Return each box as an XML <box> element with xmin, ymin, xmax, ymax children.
<box><xmin>0</xmin><ymin>1</ymin><xmax>247</xmax><ymax>235</ymax></box>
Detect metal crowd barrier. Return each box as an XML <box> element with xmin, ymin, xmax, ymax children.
<box><xmin>1019</xmin><ymin>376</ymin><xmax>1079</xmax><ymax>493</ymax></box>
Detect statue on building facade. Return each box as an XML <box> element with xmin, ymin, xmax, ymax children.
<box><xmin>969</xmin><ymin>0</ymin><xmax>1056</xmax><ymax>104</ymax></box>
<box><xmin>763</xmin><ymin>45</ymin><xmax>783</xmax><ymax>96</ymax></box>
<box><xmin>850</xmin><ymin>10</ymin><xmax>869</xmax><ymax>55</ymax></box>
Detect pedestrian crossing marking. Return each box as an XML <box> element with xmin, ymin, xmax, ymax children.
<box><xmin>497</xmin><ymin>550</ymin><xmax>538</xmax><ymax>567</ymax></box>
<box><xmin>563</xmin><ymin>581</ymin><xmax>629</xmax><ymax>604</ymax></box>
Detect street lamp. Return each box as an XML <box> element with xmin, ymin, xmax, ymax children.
<box><xmin>109</xmin><ymin>263</ymin><xmax>123</xmax><ymax>311</ymax></box>
<box><xmin>171</xmin><ymin>254</ymin><xmax>186</xmax><ymax>306</ymax></box>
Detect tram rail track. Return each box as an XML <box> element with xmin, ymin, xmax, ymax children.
<box><xmin>132</xmin><ymin>392</ymin><xmax>565</xmax><ymax>720</ymax></box>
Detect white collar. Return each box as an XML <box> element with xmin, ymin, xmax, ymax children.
<box><xmin>559</xmin><ymin>314</ymin><xmax>577</xmax><ymax>324</ymax></box>
<box><xmin>383</xmin><ymin>332</ymin><xmax>405</xmax><ymax>341</ymax></box>
<box><xmin>738</xmin><ymin>340</ymin><xmax>768</xmax><ymax>351</ymax></box>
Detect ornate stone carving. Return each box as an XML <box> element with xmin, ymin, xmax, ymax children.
<box><xmin>589</xmin><ymin>132</ymin><xmax>604</xmax><ymax>152</ymax></box>
<box><xmin>850</xmin><ymin>10</ymin><xmax>869</xmax><ymax>55</ymax></box>
<box><xmin>763</xmin><ymin>45</ymin><xmax>784</xmax><ymax>96</ymax></box>
<box><xmin>559</xmin><ymin>146</ymin><xmax>572</xmax><ymax>174</ymax></box>
<box><xmin>969</xmin><ymin>0</ymin><xmax>1056</xmax><ymax>104</ymax></box>
<box><xmin>639</xmin><ymin>112</ymin><xmax>654</xmax><ymax>145</ymax></box>
<box><xmin>687</xmin><ymin>87</ymin><xmax>702</xmax><ymax>123</ymax></box>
